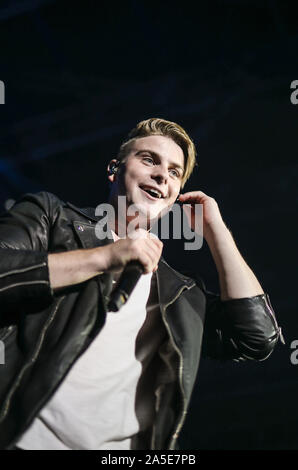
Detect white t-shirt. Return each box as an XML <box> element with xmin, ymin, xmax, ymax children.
<box><xmin>16</xmin><ymin>234</ymin><xmax>167</xmax><ymax>450</ymax></box>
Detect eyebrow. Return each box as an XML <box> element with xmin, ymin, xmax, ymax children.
<box><xmin>135</xmin><ymin>149</ymin><xmax>184</xmax><ymax>173</ymax></box>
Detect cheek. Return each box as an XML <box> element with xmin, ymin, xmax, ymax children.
<box><xmin>122</xmin><ymin>167</ymin><xmax>143</xmax><ymax>193</ymax></box>
<box><xmin>169</xmin><ymin>184</ymin><xmax>180</xmax><ymax>202</ymax></box>
<box><xmin>125</xmin><ymin>163</ymin><xmax>143</xmax><ymax>181</ymax></box>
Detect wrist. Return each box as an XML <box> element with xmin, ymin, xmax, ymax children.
<box><xmin>91</xmin><ymin>245</ymin><xmax>112</xmax><ymax>274</ymax></box>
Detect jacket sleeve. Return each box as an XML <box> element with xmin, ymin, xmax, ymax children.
<box><xmin>198</xmin><ymin>277</ymin><xmax>285</xmax><ymax>362</ymax></box>
<box><xmin>0</xmin><ymin>192</ymin><xmax>59</xmax><ymax>315</ymax></box>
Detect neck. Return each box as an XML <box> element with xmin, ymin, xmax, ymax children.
<box><xmin>108</xmin><ymin>195</ymin><xmax>153</xmax><ymax>238</ymax></box>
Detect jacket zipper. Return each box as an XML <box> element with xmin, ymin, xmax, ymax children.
<box><xmin>0</xmin><ymin>296</ymin><xmax>65</xmax><ymax>422</ymax></box>
<box><xmin>0</xmin><ymin>262</ymin><xmax>47</xmax><ymax>279</ymax></box>
<box><xmin>262</xmin><ymin>294</ymin><xmax>285</xmax><ymax>344</ymax></box>
<box><xmin>0</xmin><ymin>262</ymin><xmax>49</xmax><ymax>293</ymax></box>
<box><xmin>0</xmin><ymin>280</ymin><xmax>49</xmax><ymax>293</ymax></box>
<box><xmin>152</xmin><ymin>281</ymin><xmax>195</xmax><ymax>450</ymax></box>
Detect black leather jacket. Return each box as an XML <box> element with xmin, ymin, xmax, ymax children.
<box><xmin>0</xmin><ymin>192</ymin><xmax>283</xmax><ymax>450</ymax></box>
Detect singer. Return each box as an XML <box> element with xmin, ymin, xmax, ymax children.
<box><xmin>0</xmin><ymin>118</ymin><xmax>283</xmax><ymax>450</ymax></box>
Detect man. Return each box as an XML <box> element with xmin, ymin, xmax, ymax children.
<box><xmin>0</xmin><ymin>118</ymin><xmax>283</xmax><ymax>450</ymax></box>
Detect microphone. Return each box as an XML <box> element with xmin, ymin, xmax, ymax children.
<box><xmin>108</xmin><ymin>260</ymin><xmax>144</xmax><ymax>312</ymax></box>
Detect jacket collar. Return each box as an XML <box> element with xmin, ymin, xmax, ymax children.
<box><xmin>66</xmin><ymin>202</ymin><xmax>102</xmax><ymax>223</ymax></box>
<box><xmin>66</xmin><ymin>201</ymin><xmax>114</xmax><ymax>248</ymax></box>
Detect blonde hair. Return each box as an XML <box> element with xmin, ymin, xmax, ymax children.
<box><xmin>117</xmin><ymin>118</ymin><xmax>197</xmax><ymax>188</ymax></box>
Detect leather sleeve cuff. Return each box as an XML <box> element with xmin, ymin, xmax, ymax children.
<box><xmin>220</xmin><ymin>293</ymin><xmax>285</xmax><ymax>361</ymax></box>
<box><xmin>203</xmin><ymin>291</ymin><xmax>284</xmax><ymax>361</ymax></box>
<box><xmin>0</xmin><ymin>248</ymin><xmax>54</xmax><ymax>314</ymax></box>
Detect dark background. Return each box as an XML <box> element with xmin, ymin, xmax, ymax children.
<box><xmin>0</xmin><ymin>0</ymin><xmax>297</xmax><ymax>449</ymax></box>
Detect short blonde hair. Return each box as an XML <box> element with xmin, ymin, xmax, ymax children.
<box><xmin>117</xmin><ymin>118</ymin><xmax>197</xmax><ymax>188</ymax></box>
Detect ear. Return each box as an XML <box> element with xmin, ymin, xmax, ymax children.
<box><xmin>107</xmin><ymin>159</ymin><xmax>120</xmax><ymax>183</ymax></box>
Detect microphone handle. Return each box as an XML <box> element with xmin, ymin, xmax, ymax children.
<box><xmin>108</xmin><ymin>260</ymin><xmax>144</xmax><ymax>312</ymax></box>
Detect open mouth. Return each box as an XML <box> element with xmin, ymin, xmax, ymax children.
<box><xmin>140</xmin><ymin>186</ymin><xmax>164</xmax><ymax>200</ymax></box>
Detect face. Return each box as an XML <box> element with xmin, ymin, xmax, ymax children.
<box><xmin>108</xmin><ymin>135</ymin><xmax>184</xmax><ymax>227</ymax></box>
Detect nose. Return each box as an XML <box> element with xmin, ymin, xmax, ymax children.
<box><xmin>151</xmin><ymin>164</ymin><xmax>168</xmax><ymax>185</ymax></box>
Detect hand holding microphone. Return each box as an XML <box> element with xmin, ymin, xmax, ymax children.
<box><xmin>104</xmin><ymin>229</ymin><xmax>163</xmax><ymax>312</ymax></box>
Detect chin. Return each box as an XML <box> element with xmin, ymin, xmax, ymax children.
<box><xmin>131</xmin><ymin>201</ymin><xmax>161</xmax><ymax>218</ymax></box>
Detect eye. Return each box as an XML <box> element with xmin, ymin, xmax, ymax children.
<box><xmin>143</xmin><ymin>156</ymin><xmax>154</xmax><ymax>164</ymax></box>
<box><xmin>169</xmin><ymin>168</ymin><xmax>179</xmax><ymax>178</ymax></box>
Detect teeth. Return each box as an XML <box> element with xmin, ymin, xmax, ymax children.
<box><xmin>142</xmin><ymin>187</ymin><xmax>162</xmax><ymax>198</ymax></box>
<box><xmin>150</xmin><ymin>190</ymin><xmax>161</xmax><ymax>198</ymax></box>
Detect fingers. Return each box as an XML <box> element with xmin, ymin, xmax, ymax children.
<box><xmin>179</xmin><ymin>191</ymin><xmax>208</xmax><ymax>204</ymax></box>
<box><xmin>129</xmin><ymin>234</ymin><xmax>163</xmax><ymax>274</ymax></box>
<box><xmin>136</xmin><ymin>238</ymin><xmax>163</xmax><ymax>274</ymax></box>
<box><xmin>110</xmin><ymin>229</ymin><xmax>163</xmax><ymax>274</ymax></box>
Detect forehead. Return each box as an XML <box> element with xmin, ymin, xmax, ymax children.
<box><xmin>130</xmin><ymin>135</ymin><xmax>185</xmax><ymax>167</ymax></box>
